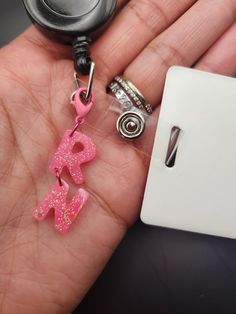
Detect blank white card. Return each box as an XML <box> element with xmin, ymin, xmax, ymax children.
<box><xmin>141</xmin><ymin>66</ymin><xmax>236</xmax><ymax>239</ymax></box>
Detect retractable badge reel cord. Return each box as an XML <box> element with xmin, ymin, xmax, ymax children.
<box><xmin>22</xmin><ymin>0</ymin><xmax>117</xmax><ymax>233</ymax></box>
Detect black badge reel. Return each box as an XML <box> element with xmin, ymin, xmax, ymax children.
<box><xmin>22</xmin><ymin>0</ymin><xmax>117</xmax><ymax>74</ymax></box>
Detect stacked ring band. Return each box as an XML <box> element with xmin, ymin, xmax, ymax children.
<box><xmin>108</xmin><ymin>80</ymin><xmax>134</xmax><ymax>111</ymax></box>
<box><xmin>113</xmin><ymin>76</ymin><xmax>153</xmax><ymax>115</ymax></box>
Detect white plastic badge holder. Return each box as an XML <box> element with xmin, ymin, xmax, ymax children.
<box><xmin>141</xmin><ymin>66</ymin><xmax>236</xmax><ymax>239</ymax></box>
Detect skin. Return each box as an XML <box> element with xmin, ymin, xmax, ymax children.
<box><xmin>0</xmin><ymin>0</ymin><xmax>236</xmax><ymax>313</ymax></box>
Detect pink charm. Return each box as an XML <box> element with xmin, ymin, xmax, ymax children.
<box><xmin>33</xmin><ymin>179</ymin><xmax>88</xmax><ymax>233</ymax></box>
<box><xmin>49</xmin><ymin>130</ymin><xmax>96</xmax><ymax>185</ymax></box>
<box><xmin>33</xmin><ymin>82</ymin><xmax>96</xmax><ymax>233</ymax></box>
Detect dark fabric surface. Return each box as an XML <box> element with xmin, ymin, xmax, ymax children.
<box><xmin>1</xmin><ymin>2</ymin><xmax>236</xmax><ymax>314</ymax></box>
<box><xmin>0</xmin><ymin>1</ymin><xmax>29</xmax><ymax>46</ymax></box>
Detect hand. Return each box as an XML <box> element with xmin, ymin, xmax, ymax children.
<box><xmin>0</xmin><ymin>0</ymin><xmax>236</xmax><ymax>313</ymax></box>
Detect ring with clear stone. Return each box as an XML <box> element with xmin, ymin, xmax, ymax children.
<box><xmin>113</xmin><ymin>76</ymin><xmax>153</xmax><ymax>115</ymax></box>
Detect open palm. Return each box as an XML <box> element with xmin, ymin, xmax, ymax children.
<box><xmin>0</xmin><ymin>25</ymin><xmax>148</xmax><ymax>313</ymax></box>
<box><xmin>1</xmin><ymin>0</ymin><xmax>236</xmax><ymax>313</ymax></box>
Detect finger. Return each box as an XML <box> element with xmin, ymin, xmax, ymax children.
<box><xmin>92</xmin><ymin>0</ymin><xmax>197</xmax><ymax>83</ymax></box>
<box><xmin>123</xmin><ymin>0</ymin><xmax>236</xmax><ymax>108</ymax></box>
<box><xmin>196</xmin><ymin>23</ymin><xmax>236</xmax><ymax>76</ymax></box>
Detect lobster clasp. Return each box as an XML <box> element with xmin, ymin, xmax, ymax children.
<box><xmin>71</xmin><ymin>87</ymin><xmax>94</xmax><ymax>122</ymax></box>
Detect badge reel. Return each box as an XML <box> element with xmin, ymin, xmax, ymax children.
<box><xmin>22</xmin><ymin>0</ymin><xmax>117</xmax><ymax>74</ymax></box>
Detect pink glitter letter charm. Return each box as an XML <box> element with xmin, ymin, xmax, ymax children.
<box><xmin>33</xmin><ymin>179</ymin><xmax>88</xmax><ymax>233</ymax></box>
<box><xmin>49</xmin><ymin>130</ymin><xmax>96</xmax><ymax>185</ymax></box>
<box><xmin>33</xmin><ymin>86</ymin><xmax>96</xmax><ymax>233</ymax></box>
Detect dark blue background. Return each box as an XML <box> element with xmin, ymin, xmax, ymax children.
<box><xmin>1</xmin><ymin>1</ymin><xmax>236</xmax><ymax>313</ymax></box>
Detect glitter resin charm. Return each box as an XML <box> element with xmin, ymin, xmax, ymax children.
<box><xmin>33</xmin><ymin>86</ymin><xmax>96</xmax><ymax>233</ymax></box>
<box><xmin>33</xmin><ymin>180</ymin><xmax>89</xmax><ymax>234</ymax></box>
<box><xmin>49</xmin><ymin>130</ymin><xmax>96</xmax><ymax>185</ymax></box>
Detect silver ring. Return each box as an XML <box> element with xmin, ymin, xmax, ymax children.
<box><xmin>114</xmin><ymin>76</ymin><xmax>153</xmax><ymax>115</ymax></box>
<box><xmin>108</xmin><ymin>81</ymin><xmax>133</xmax><ymax>111</ymax></box>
